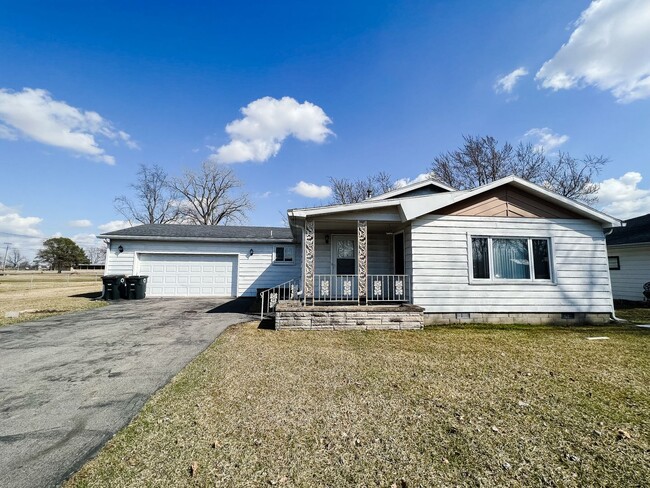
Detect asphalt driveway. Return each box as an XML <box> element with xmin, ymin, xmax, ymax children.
<box><xmin>0</xmin><ymin>297</ymin><xmax>255</xmax><ymax>488</ymax></box>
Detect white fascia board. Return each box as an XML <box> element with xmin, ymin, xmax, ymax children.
<box><xmin>288</xmin><ymin>199</ymin><xmax>400</xmax><ymax>218</ymax></box>
<box><xmin>400</xmin><ymin>175</ymin><xmax>622</xmax><ymax>227</ymax></box>
<box><xmin>369</xmin><ymin>179</ymin><xmax>454</xmax><ymax>201</ymax></box>
<box><xmin>502</xmin><ymin>176</ymin><xmax>623</xmax><ymax>227</ymax></box>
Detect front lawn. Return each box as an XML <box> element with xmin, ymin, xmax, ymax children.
<box><xmin>0</xmin><ymin>271</ymin><xmax>106</xmax><ymax>326</ymax></box>
<box><xmin>67</xmin><ymin>322</ymin><xmax>649</xmax><ymax>487</ymax></box>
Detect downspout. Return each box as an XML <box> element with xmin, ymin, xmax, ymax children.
<box><xmin>603</xmin><ymin>227</ymin><xmax>625</xmax><ymax>323</ymax></box>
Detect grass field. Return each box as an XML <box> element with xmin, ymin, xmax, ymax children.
<box><xmin>66</xmin><ymin>321</ymin><xmax>649</xmax><ymax>488</ymax></box>
<box><xmin>0</xmin><ymin>271</ymin><xmax>106</xmax><ymax>326</ymax></box>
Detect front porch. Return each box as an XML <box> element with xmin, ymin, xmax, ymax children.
<box><xmin>261</xmin><ymin>217</ymin><xmax>424</xmax><ymax>330</ymax></box>
<box><xmin>304</xmin><ymin>218</ymin><xmax>411</xmax><ymax>305</ymax></box>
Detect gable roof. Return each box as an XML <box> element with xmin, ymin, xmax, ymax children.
<box><xmin>289</xmin><ymin>175</ymin><xmax>622</xmax><ymax>227</ymax></box>
<box><xmin>368</xmin><ymin>178</ymin><xmax>454</xmax><ymax>200</ymax></box>
<box><xmin>99</xmin><ymin>224</ymin><xmax>294</xmax><ymax>242</ymax></box>
<box><xmin>606</xmin><ymin>213</ymin><xmax>650</xmax><ymax>246</ymax></box>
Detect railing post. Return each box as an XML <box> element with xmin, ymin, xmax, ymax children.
<box><xmin>357</xmin><ymin>220</ymin><xmax>367</xmax><ymax>305</ymax></box>
<box><xmin>304</xmin><ymin>219</ymin><xmax>315</xmax><ymax>305</ymax></box>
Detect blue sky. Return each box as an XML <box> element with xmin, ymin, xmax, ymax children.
<box><xmin>1</xmin><ymin>0</ymin><xmax>649</xmax><ymax>258</ymax></box>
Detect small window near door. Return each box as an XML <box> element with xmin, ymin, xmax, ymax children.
<box><xmin>608</xmin><ymin>256</ymin><xmax>620</xmax><ymax>270</ymax></box>
<box><xmin>274</xmin><ymin>246</ymin><xmax>294</xmax><ymax>264</ymax></box>
<box><xmin>336</xmin><ymin>238</ymin><xmax>356</xmax><ymax>275</ymax></box>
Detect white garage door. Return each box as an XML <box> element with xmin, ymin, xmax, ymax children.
<box><xmin>139</xmin><ymin>254</ymin><xmax>237</xmax><ymax>297</ymax></box>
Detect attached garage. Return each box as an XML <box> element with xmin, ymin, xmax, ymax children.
<box><xmin>101</xmin><ymin>224</ymin><xmax>301</xmax><ymax>298</ymax></box>
<box><xmin>140</xmin><ymin>254</ymin><xmax>237</xmax><ymax>297</ymax></box>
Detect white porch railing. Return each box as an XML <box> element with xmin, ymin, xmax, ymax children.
<box><xmin>312</xmin><ymin>274</ymin><xmax>410</xmax><ymax>304</ymax></box>
<box><xmin>260</xmin><ymin>279</ymin><xmax>299</xmax><ymax>319</ymax></box>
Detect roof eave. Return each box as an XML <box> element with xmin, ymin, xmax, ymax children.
<box><xmin>99</xmin><ymin>235</ymin><xmax>296</xmax><ymax>243</ymax></box>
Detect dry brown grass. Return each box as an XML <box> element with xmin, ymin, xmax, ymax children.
<box><xmin>67</xmin><ymin>321</ymin><xmax>649</xmax><ymax>488</ymax></box>
<box><xmin>0</xmin><ymin>271</ymin><xmax>106</xmax><ymax>326</ymax></box>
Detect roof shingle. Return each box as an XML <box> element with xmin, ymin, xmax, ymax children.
<box><xmin>606</xmin><ymin>213</ymin><xmax>650</xmax><ymax>246</ymax></box>
<box><xmin>100</xmin><ymin>224</ymin><xmax>294</xmax><ymax>241</ymax></box>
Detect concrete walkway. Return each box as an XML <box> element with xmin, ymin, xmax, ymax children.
<box><xmin>0</xmin><ymin>298</ymin><xmax>255</xmax><ymax>488</ymax></box>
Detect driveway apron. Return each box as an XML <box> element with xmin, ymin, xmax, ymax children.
<box><xmin>0</xmin><ymin>298</ymin><xmax>254</xmax><ymax>488</ymax></box>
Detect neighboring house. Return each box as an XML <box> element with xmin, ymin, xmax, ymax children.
<box><xmin>101</xmin><ymin>175</ymin><xmax>621</xmax><ymax>328</ymax></box>
<box><xmin>606</xmin><ymin>213</ymin><xmax>650</xmax><ymax>302</ymax></box>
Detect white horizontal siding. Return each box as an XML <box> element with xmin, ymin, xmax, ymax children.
<box><xmin>410</xmin><ymin>215</ymin><xmax>613</xmax><ymax>313</ymax></box>
<box><xmin>607</xmin><ymin>244</ymin><xmax>650</xmax><ymax>301</ymax></box>
<box><xmin>105</xmin><ymin>239</ymin><xmax>301</xmax><ymax>297</ymax></box>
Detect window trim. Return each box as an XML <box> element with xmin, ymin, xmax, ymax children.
<box><xmin>608</xmin><ymin>256</ymin><xmax>620</xmax><ymax>270</ymax></box>
<box><xmin>467</xmin><ymin>234</ymin><xmax>556</xmax><ymax>284</ymax></box>
<box><xmin>273</xmin><ymin>245</ymin><xmax>295</xmax><ymax>265</ymax></box>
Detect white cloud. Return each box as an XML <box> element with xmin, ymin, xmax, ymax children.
<box><xmin>71</xmin><ymin>233</ymin><xmax>99</xmax><ymax>249</ymax></box>
<box><xmin>0</xmin><ymin>202</ymin><xmax>42</xmax><ymax>238</ymax></box>
<box><xmin>211</xmin><ymin>96</ymin><xmax>333</xmax><ymax>164</ymax></box>
<box><xmin>0</xmin><ymin>202</ymin><xmax>44</xmax><ymax>260</ymax></box>
<box><xmin>596</xmin><ymin>172</ymin><xmax>650</xmax><ymax>219</ymax></box>
<box><xmin>0</xmin><ymin>87</ymin><xmax>137</xmax><ymax>164</ymax></box>
<box><xmin>523</xmin><ymin>127</ymin><xmax>569</xmax><ymax>152</ymax></box>
<box><xmin>97</xmin><ymin>220</ymin><xmax>132</xmax><ymax>233</ymax></box>
<box><xmin>0</xmin><ymin>123</ymin><xmax>17</xmax><ymax>140</ymax></box>
<box><xmin>494</xmin><ymin>67</ymin><xmax>529</xmax><ymax>94</ymax></box>
<box><xmin>290</xmin><ymin>181</ymin><xmax>332</xmax><ymax>199</ymax></box>
<box><xmin>536</xmin><ymin>0</ymin><xmax>650</xmax><ymax>103</ymax></box>
<box><xmin>394</xmin><ymin>173</ymin><xmax>430</xmax><ymax>189</ymax></box>
<box><xmin>68</xmin><ymin>219</ymin><xmax>92</xmax><ymax>228</ymax></box>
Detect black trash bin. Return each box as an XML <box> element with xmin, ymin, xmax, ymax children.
<box><xmin>125</xmin><ymin>275</ymin><xmax>148</xmax><ymax>299</ymax></box>
<box><xmin>102</xmin><ymin>275</ymin><xmax>126</xmax><ymax>300</ymax></box>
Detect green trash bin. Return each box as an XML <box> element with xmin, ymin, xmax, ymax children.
<box><xmin>102</xmin><ymin>275</ymin><xmax>125</xmax><ymax>300</ymax></box>
<box><xmin>125</xmin><ymin>275</ymin><xmax>148</xmax><ymax>299</ymax></box>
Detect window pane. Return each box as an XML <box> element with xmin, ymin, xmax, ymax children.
<box><xmin>492</xmin><ymin>238</ymin><xmax>530</xmax><ymax>279</ymax></box>
<box><xmin>275</xmin><ymin>247</ymin><xmax>284</xmax><ymax>262</ymax></box>
<box><xmin>532</xmin><ymin>239</ymin><xmax>551</xmax><ymax>279</ymax></box>
<box><xmin>284</xmin><ymin>246</ymin><xmax>294</xmax><ymax>262</ymax></box>
<box><xmin>471</xmin><ymin>237</ymin><xmax>489</xmax><ymax>279</ymax></box>
<box><xmin>608</xmin><ymin>256</ymin><xmax>620</xmax><ymax>270</ymax></box>
<box><xmin>337</xmin><ymin>240</ymin><xmax>354</xmax><ymax>258</ymax></box>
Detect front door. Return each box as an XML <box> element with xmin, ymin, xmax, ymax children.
<box><xmin>333</xmin><ymin>236</ymin><xmax>356</xmax><ymax>275</ymax></box>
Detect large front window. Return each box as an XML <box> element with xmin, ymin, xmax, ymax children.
<box><xmin>471</xmin><ymin>236</ymin><xmax>552</xmax><ymax>282</ymax></box>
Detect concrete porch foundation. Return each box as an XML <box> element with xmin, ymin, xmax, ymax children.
<box><xmin>275</xmin><ymin>302</ymin><xmax>424</xmax><ymax>330</ymax></box>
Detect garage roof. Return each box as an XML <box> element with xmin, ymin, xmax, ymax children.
<box><xmin>606</xmin><ymin>213</ymin><xmax>650</xmax><ymax>246</ymax></box>
<box><xmin>100</xmin><ymin>224</ymin><xmax>295</xmax><ymax>242</ymax></box>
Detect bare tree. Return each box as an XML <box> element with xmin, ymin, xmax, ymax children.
<box><xmin>114</xmin><ymin>164</ymin><xmax>180</xmax><ymax>224</ymax></box>
<box><xmin>85</xmin><ymin>245</ymin><xmax>107</xmax><ymax>264</ymax></box>
<box><xmin>329</xmin><ymin>171</ymin><xmax>395</xmax><ymax>204</ymax></box>
<box><xmin>170</xmin><ymin>162</ymin><xmax>252</xmax><ymax>225</ymax></box>
<box><xmin>542</xmin><ymin>152</ymin><xmax>605</xmax><ymax>205</ymax></box>
<box><xmin>6</xmin><ymin>248</ymin><xmax>26</xmax><ymax>269</ymax></box>
<box><xmin>429</xmin><ymin>135</ymin><xmax>607</xmax><ymax>203</ymax></box>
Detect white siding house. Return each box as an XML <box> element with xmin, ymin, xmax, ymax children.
<box><xmin>287</xmin><ymin>176</ymin><xmax>622</xmax><ymax>325</ymax></box>
<box><xmin>606</xmin><ymin>213</ymin><xmax>650</xmax><ymax>301</ymax></box>
<box><xmin>101</xmin><ymin>176</ymin><xmax>622</xmax><ymax>325</ymax></box>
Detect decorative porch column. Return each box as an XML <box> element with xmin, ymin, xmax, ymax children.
<box><xmin>304</xmin><ymin>219</ymin><xmax>315</xmax><ymax>302</ymax></box>
<box><xmin>357</xmin><ymin>220</ymin><xmax>368</xmax><ymax>304</ymax></box>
